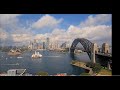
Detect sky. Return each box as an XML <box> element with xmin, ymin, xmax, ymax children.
<box><xmin>0</xmin><ymin>14</ymin><xmax>112</xmax><ymax>46</ymax></box>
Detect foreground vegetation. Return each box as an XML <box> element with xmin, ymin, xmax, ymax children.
<box><xmin>80</xmin><ymin>73</ymin><xmax>91</xmax><ymax>76</ymax></box>
<box><xmin>71</xmin><ymin>60</ymin><xmax>112</xmax><ymax>76</ymax></box>
<box><xmin>36</xmin><ymin>71</ymin><xmax>49</xmax><ymax>76</ymax></box>
<box><xmin>97</xmin><ymin>68</ymin><xmax>112</xmax><ymax>76</ymax></box>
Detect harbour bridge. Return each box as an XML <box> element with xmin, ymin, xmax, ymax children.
<box><xmin>70</xmin><ymin>38</ymin><xmax>112</xmax><ymax>63</ymax></box>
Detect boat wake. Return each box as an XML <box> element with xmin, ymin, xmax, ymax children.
<box><xmin>44</xmin><ymin>56</ymin><xmax>61</xmax><ymax>57</ymax></box>
<box><xmin>1</xmin><ymin>63</ymin><xmax>19</xmax><ymax>66</ymax></box>
<box><xmin>17</xmin><ymin>57</ymin><xmax>23</xmax><ymax>59</ymax></box>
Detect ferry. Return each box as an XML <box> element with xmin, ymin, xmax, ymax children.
<box><xmin>31</xmin><ymin>51</ymin><xmax>42</xmax><ymax>58</ymax></box>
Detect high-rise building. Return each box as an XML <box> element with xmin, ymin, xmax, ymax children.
<box><xmin>49</xmin><ymin>43</ymin><xmax>53</xmax><ymax>49</ymax></box>
<box><xmin>34</xmin><ymin>39</ymin><xmax>37</xmax><ymax>43</ymax></box>
<box><xmin>33</xmin><ymin>39</ymin><xmax>38</xmax><ymax>49</ymax></box>
<box><xmin>43</xmin><ymin>42</ymin><xmax>45</xmax><ymax>49</ymax></box>
<box><xmin>28</xmin><ymin>41</ymin><xmax>33</xmax><ymax>50</ymax></box>
<box><xmin>46</xmin><ymin>37</ymin><xmax>50</xmax><ymax>49</ymax></box>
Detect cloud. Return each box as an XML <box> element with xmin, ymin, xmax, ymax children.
<box><xmin>32</xmin><ymin>14</ymin><xmax>63</xmax><ymax>29</ymax></box>
<box><xmin>51</xmin><ymin>29</ymin><xmax>67</xmax><ymax>42</ymax></box>
<box><xmin>67</xmin><ymin>25</ymin><xmax>111</xmax><ymax>41</ymax></box>
<box><xmin>34</xmin><ymin>28</ymin><xmax>67</xmax><ymax>43</ymax></box>
<box><xmin>0</xmin><ymin>14</ymin><xmax>34</xmax><ymax>45</ymax></box>
<box><xmin>0</xmin><ymin>14</ymin><xmax>111</xmax><ymax>46</ymax></box>
<box><xmin>33</xmin><ymin>14</ymin><xmax>111</xmax><ymax>46</ymax></box>
<box><xmin>63</xmin><ymin>14</ymin><xmax>112</xmax><ymax>45</ymax></box>
<box><xmin>0</xmin><ymin>28</ymin><xmax>8</xmax><ymax>40</ymax></box>
<box><xmin>0</xmin><ymin>14</ymin><xmax>23</xmax><ymax>41</ymax></box>
<box><xmin>34</xmin><ymin>34</ymin><xmax>48</xmax><ymax>42</ymax></box>
<box><xmin>80</xmin><ymin>14</ymin><xmax>111</xmax><ymax>27</ymax></box>
<box><xmin>12</xmin><ymin>34</ymin><xmax>33</xmax><ymax>43</ymax></box>
<box><xmin>52</xmin><ymin>28</ymin><xmax>65</xmax><ymax>36</ymax></box>
<box><xmin>0</xmin><ymin>14</ymin><xmax>21</xmax><ymax>29</ymax></box>
<box><xmin>33</xmin><ymin>25</ymin><xmax>111</xmax><ymax>46</ymax></box>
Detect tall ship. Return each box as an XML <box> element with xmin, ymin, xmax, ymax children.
<box><xmin>31</xmin><ymin>51</ymin><xmax>42</xmax><ymax>58</ymax></box>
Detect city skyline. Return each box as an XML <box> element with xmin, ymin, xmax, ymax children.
<box><xmin>0</xmin><ymin>14</ymin><xmax>112</xmax><ymax>46</ymax></box>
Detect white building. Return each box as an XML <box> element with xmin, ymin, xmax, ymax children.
<box><xmin>7</xmin><ymin>69</ymin><xmax>26</xmax><ymax>76</ymax></box>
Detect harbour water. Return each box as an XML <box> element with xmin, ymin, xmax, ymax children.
<box><xmin>0</xmin><ymin>50</ymin><xmax>90</xmax><ymax>75</ymax></box>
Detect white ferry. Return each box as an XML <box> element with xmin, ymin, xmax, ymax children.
<box><xmin>31</xmin><ymin>51</ymin><xmax>42</xmax><ymax>58</ymax></box>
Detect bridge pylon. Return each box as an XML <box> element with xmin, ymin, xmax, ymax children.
<box><xmin>91</xmin><ymin>43</ymin><xmax>98</xmax><ymax>63</ymax></box>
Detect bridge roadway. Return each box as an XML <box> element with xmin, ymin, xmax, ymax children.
<box><xmin>95</xmin><ymin>53</ymin><xmax>112</xmax><ymax>58</ymax></box>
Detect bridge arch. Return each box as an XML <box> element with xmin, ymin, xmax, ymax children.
<box><xmin>70</xmin><ymin>38</ymin><xmax>93</xmax><ymax>59</ymax></box>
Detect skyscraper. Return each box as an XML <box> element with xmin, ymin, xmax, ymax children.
<box><xmin>28</xmin><ymin>41</ymin><xmax>33</xmax><ymax>50</ymax></box>
<box><xmin>43</xmin><ymin>42</ymin><xmax>45</xmax><ymax>49</ymax></box>
<box><xmin>46</xmin><ymin>37</ymin><xmax>50</xmax><ymax>49</ymax></box>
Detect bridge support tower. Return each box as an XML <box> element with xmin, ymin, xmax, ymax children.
<box><xmin>91</xmin><ymin>43</ymin><xmax>98</xmax><ymax>63</ymax></box>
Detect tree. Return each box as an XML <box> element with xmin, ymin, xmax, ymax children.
<box><xmin>80</xmin><ymin>73</ymin><xmax>91</xmax><ymax>76</ymax></box>
<box><xmin>86</xmin><ymin>62</ymin><xmax>95</xmax><ymax>68</ymax></box>
<box><xmin>71</xmin><ymin>60</ymin><xmax>76</xmax><ymax>64</ymax></box>
<box><xmin>92</xmin><ymin>63</ymin><xmax>102</xmax><ymax>73</ymax></box>
<box><xmin>36</xmin><ymin>71</ymin><xmax>49</xmax><ymax>76</ymax></box>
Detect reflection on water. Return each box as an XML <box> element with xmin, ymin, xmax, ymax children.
<box><xmin>44</xmin><ymin>56</ymin><xmax>61</xmax><ymax>57</ymax></box>
<box><xmin>70</xmin><ymin>53</ymin><xmax>75</xmax><ymax>60</ymax></box>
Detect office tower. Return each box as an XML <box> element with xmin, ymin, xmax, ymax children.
<box><xmin>43</xmin><ymin>42</ymin><xmax>45</xmax><ymax>49</ymax></box>
<box><xmin>46</xmin><ymin>37</ymin><xmax>50</xmax><ymax>49</ymax></box>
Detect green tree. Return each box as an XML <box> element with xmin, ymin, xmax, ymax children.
<box><xmin>86</xmin><ymin>62</ymin><xmax>95</xmax><ymax>68</ymax></box>
<box><xmin>36</xmin><ymin>71</ymin><xmax>49</xmax><ymax>76</ymax></box>
<box><xmin>71</xmin><ymin>60</ymin><xmax>76</xmax><ymax>64</ymax></box>
<box><xmin>80</xmin><ymin>73</ymin><xmax>91</xmax><ymax>76</ymax></box>
<box><xmin>92</xmin><ymin>63</ymin><xmax>102</xmax><ymax>73</ymax></box>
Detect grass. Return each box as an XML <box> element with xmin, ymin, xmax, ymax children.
<box><xmin>97</xmin><ymin>68</ymin><xmax>112</xmax><ymax>76</ymax></box>
<box><xmin>80</xmin><ymin>73</ymin><xmax>91</xmax><ymax>76</ymax></box>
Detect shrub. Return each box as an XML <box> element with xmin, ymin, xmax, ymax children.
<box><xmin>36</xmin><ymin>71</ymin><xmax>48</xmax><ymax>76</ymax></box>
<box><xmin>92</xmin><ymin>63</ymin><xmax>102</xmax><ymax>73</ymax></box>
<box><xmin>71</xmin><ymin>60</ymin><xmax>77</xmax><ymax>64</ymax></box>
<box><xmin>80</xmin><ymin>73</ymin><xmax>91</xmax><ymax>76</ymax></box>
<box><xmin>86</xmin><ymin>62</ymin><xmax>95</xmax><ymax>68</ymax></box>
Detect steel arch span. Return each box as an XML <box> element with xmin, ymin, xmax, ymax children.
<box><xmin>70</xmin><ymin>38</ymin><xmax>93</xmax><ymax>59</ymax></box>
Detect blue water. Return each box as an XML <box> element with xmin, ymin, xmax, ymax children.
<box><xmin>0</xmin><ymin>50</ymin><xmax>90</xmax><ymax>75</ymax></box>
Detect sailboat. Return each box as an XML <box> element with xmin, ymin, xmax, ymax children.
<box><xmin>31</xmin><ymin>51</ymin><xmax>42</xmax><ymax>58</ymax></box>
